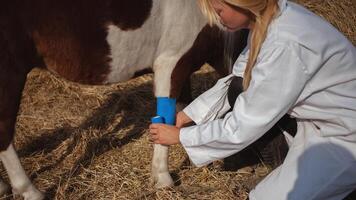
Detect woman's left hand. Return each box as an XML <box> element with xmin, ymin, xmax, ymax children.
<box><xmin>149</xmin><ymin>124</ymin><xmax>180</xmax><ymax>145</ymax></box>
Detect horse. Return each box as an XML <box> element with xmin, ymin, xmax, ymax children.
<box><xmin>0</xmin><ymin>0</ymin><xmax>248</xmax><ymax>199</ymax></box>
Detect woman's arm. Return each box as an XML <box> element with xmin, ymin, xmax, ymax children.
<box><xmin>176</xmin><ymin>111</ymin><xmax>193</xmax><ymax>128</ymax></box>
<box><xmin>183</xmin><ymin>74</ymin><xmax>234</xmax><ymax>125</ymax></box>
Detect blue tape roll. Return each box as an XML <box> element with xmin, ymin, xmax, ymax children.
<box><xmin>151</xmin><ymin>116</ymin><xmax>165</xmax><ymax>124</ymax></box>
<box><xmin>156</xmin><ymin>97</ymin><xmax>176</xmax><ymax>125</ymax></box>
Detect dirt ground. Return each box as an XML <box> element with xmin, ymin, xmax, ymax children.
<box><xmin>0</xmin><ymin>0</ymin><xmax>355</xmax><ymax>199</ymax></box>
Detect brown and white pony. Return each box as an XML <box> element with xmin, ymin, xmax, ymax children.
<box><xmin>0</xmin><ymin>0</ymin><xmax>248</xmax><ymax>199</ymax></box>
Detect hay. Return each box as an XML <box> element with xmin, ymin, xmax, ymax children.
<box><xmin>294</xmin><ymin>0</ymin><xmax>356</xmax><ymax>44</ymax></box>
<box><xmin>0</xmin><ymin>1</ymin><xmax>355</xmax><ymax>199</ymax></box>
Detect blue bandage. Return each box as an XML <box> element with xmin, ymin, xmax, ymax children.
<box><xmin>154</xmin><ymin>97</ymin><xmax>176</xmax><ymax>125</ymax></box>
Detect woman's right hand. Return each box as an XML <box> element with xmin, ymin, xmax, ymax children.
<box><xmin>176</xmin><ymin>111</ymin><xmax>193</xmax><ymax>128</ymax></box>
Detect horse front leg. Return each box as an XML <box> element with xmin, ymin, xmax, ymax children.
<box><xmin>0</xmin><ymin>77</ymin><xmax>44</xmax><ymax>199</ymax></box>
<box><xmin>0</xmin><ymin>144</ymin><xmax>44</xmax><ymax>200</ymax></box>
<box><xmin>149</xmin><ymin>29</ymin><xmax>217</xmax><ymax>187</ymax></box>
<box><xmin>151</xmin><ymin>97</ymin><xmax>177</xmax><ymax>188</ymax></box>
<box><xmin>150</xmin><ymin>54</ymin><xmax>182</xmax><ymax>188</ymax></box>
<box><xmin>0</xmin><ymin>12</ymin><xmax>44</xmax><ymax>198</ymax></box>
<box><xmin>0</xmin><ymin>82</ymin><xmax>44</xmax><ymax>199</ymax></box>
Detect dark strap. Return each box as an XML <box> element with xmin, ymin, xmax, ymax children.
<box><xmin>227</xmin><ymin>76</ymin><xmax>244</xmax><ymax>108</ymax></box>
<box><xmin>276</xmin><ymin>115</ymin><xmax>297</xmax><ymax>137</ymax></box>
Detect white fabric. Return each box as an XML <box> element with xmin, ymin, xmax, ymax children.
<box><xmin>180</xmin><ymin>0</ymin><xmax>356</xmax><ymax>198</ymax></box>
<box><xmin>249</xmin><ymin>121</ymin><xmax>356</xmax><ymax>200</ymax></box>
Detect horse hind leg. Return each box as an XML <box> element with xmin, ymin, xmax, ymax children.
<box><xmin>0</xmin><ymin>144</ymin><xmax>44</xmax><ymax>200</ymax></box>
<box><xmin>0</xmin><ymin>122</ymin><xmax>31</xmax><ymax>199</ymax></box>
<box><xmin>0</xmin><ymin>71</ymin><xmax>44</xmax><ymax>200</ymax></box>
<box><xmin>0</xmin><ymin>12</ymin><xmax>44</xmax><ymax>199</ymax></box>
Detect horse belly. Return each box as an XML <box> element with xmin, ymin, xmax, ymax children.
<box><xmin>33</xmin><ymin>31</ymin><xmax>111</xmax><ymax>85</ymax></box>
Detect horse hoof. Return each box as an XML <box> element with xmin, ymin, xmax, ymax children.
<box><xmin>22</xmin><ymin>185</ymin><xmax>45</xmax><ymax>200</ymax></box>
<box><xmin>152</xmin><ymin>173</ymin><xmax>174</xmax><ymax>188</ymax></box>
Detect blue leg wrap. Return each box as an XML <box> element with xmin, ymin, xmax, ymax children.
<box><xmin>151</xmin><ymin>97</ymin><xmax>176</xmax><ymax>125</ymax></box>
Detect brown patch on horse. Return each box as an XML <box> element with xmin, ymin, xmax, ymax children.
<box><xmin>110</xmin><ymin>0</ymin><xmax>153</xmax><ymax>30</ymax></box>
<box><xmin>170</xmin><ymin>26</ymin><xmax>249</xmax><ymax>102</ymax></box>
<box><xmin>17</xmin><ymin>0</ymin><xmax>111</xmax><ymax>84</ymax></box>
<box><xmin>32</xmin><ymin>28</ymin><xmax>112</xmax><ymax>84</ymax></box>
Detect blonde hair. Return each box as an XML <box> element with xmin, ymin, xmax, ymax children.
<box><xmin>198</xmin><ymin>0</ymin><xmax>279</xmax><ymax>90</ymax></box>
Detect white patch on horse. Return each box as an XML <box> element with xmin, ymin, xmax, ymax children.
<box><xmin>105</xmin><ymin>0</ymin><xmax>162</xmax><ymax>83</ymax></box>
<box><xmin>0</xmin><ymin>144</ymin><xmax>44</xmax><ymax>200</ymax></box>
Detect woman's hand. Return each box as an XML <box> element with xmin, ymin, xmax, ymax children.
<box><xmin>176</xmin><ymin>111</ymin><xmax>193</xmax><ymax>128</ymax></box>
<box><xmin>149</xmin><ymin>124</ymin><xmax>180</xmax><ymax>145</ymax></box>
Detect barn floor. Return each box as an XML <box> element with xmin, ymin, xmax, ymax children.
<box><xmin>0</xmin><ymin>0</ymin><xmax>355</xmax><ymax>199</ymax></box>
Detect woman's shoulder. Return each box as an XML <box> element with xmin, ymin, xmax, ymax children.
<box><xmin>260</xmin><ymin>2</ymin><xmax>354</xmax><ymax>65</ymax></box>
<box><xmin>269</xmin><ymin>2</ymin><xmax>352</xmax><ymax>49</ymax></box>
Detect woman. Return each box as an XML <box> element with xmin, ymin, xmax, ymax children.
<box><xmin>149</xmin><ymin>0</ymin><xmax>356</xmax><ymax>199</ymax></box>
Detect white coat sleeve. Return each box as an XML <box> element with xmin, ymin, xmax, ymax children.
<box><xmin>180</xmin><ymin>43</ymin><xmax>311</xmax><ymax>167</ymax></box>
<box><xmin>183</xmin><ymin>47</ymin><xmax>249</xmax><ymax>125</ymax></box>
<box><xmin>182</xmin><ymin>74</ymin><xmax>234</xmax><ymax>125</ymax></box>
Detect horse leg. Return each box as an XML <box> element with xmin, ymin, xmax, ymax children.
<box><xmin>0</xmin><ymin>11</ymin><xmax>44</xmax><ymax>199</ymax></box>
<box><xmin>171</xmin><ymin>27</ymin><xmax>249</xmax><ymax>110</ymax></box>
<box><xmin>150</xmin><ymin>27</ymin><xmax>224</xmax><ymax>186</ymax></box>
<box><xmin>175</xmin><ymin>80</ymin><xmax>193</xmax><ymax>112</ymax></box>
<box><xmin>170</xmin><ymin>26</ymin><xmax>220</xmax><ymax>111</ymax></box>
<box><xmin>0</xmin><ymin>144</ymin><xmax>44</xmax><ymax>200</ymax></box>
<box><xmin>0</xmin><ymin>77</ymin><xmax>44</xmax><ymax>200</ymax></box>
<box><xmin>151</xmin><ymin>89</ymin><xmax>198</xmax><ymax>187</ymax></box>
<box><xmin>151</xmin><ymin>53</ymin><xmax>187</xmax><ymax>188</ymax></box>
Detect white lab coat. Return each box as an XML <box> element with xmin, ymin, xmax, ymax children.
<box><xmin>180</xmin><ymin>0</ymin><xmax>356</xmax><ymax>199</ymax></box>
